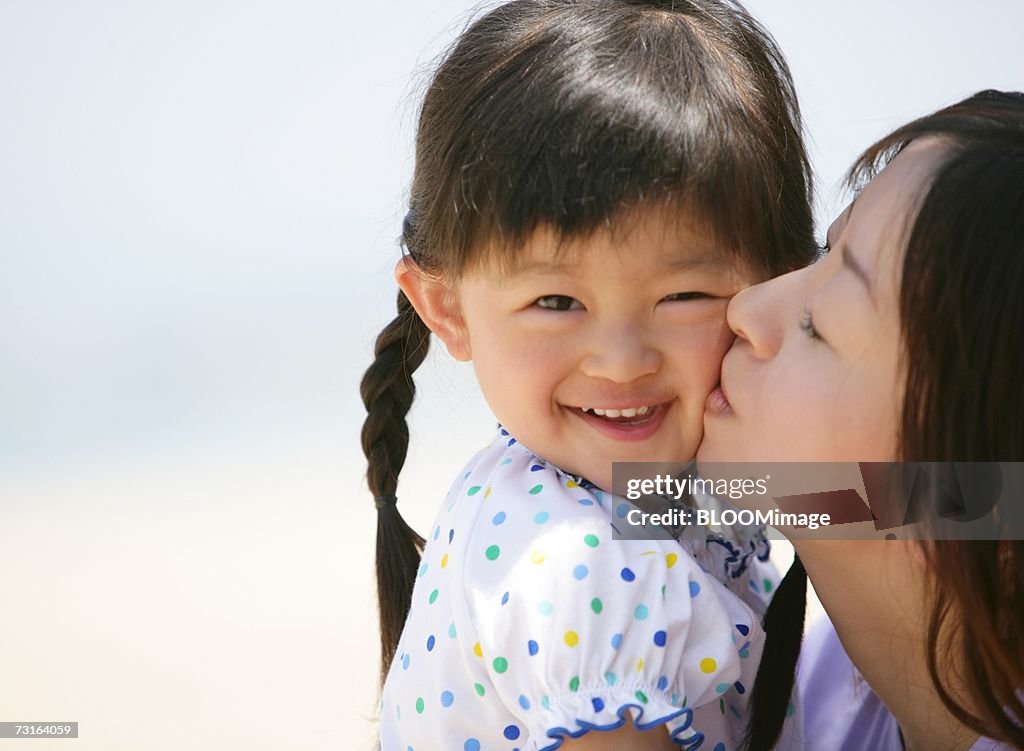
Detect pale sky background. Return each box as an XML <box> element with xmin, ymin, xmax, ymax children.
<box><xmin>1</xmin><ymin>2</ymin><xmax>1022</xmax><ymax>750</ymax></box>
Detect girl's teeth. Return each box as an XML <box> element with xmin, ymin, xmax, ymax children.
<box><xmin>586</xmin><ymin>405</ymin><xmax>656</xmax><ymax>417</ymax></box>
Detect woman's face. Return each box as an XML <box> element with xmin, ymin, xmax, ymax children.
<box><xmin>698</xmin><ymin>139</ymin><xmax>949</xmax><ymax>463</ymax></box>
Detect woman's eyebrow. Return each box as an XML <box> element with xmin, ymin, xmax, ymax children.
<box><xmin>840</xmin><ymin>243</ymin><xmax>874</xmax><ymax>306</ymax></box>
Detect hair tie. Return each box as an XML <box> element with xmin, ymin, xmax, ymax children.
<box><xmin>375</xmin><ymin>494</ymin><xmax>398</xmax><ymax>510</ymax></box>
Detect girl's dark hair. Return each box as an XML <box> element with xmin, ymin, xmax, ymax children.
<box><xmin>849</xmin><ymin>90</ymin><xmax>1024</xmax><ymax>748</ymax></box>
<box><xmin>361</xmin><ymin>1</ymin><xmax>817</xmax><ymax>745</ymax></box>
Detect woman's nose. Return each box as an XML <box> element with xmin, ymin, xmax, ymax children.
<box><xmin>579</xmin><ymin>324</ymin><xmax>661</xmax><ymax>383</ymax></box>
<box><xmin>727</xmin><ymin>270</ymin><xmax>798</xmax><ymax>358</ymax></box>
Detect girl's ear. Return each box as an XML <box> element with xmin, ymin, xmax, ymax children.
<box><xmin>394</xmin><ymin>257</ymin><xmax>471</xmax><ymax>361</ymax></box>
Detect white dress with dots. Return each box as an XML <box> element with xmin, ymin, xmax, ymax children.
<box><xmin>379</xmin><ymin>429</ymin><xmax>798</xmax><ymax>751</ymax></box>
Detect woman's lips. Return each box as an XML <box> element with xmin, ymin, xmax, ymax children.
<box><xmin>705</xmin><ymin>385</ymin><xmax>731</xmax><ymax>416</ymax></box>
<box><xmin>570</xmin><ymin>400</ymin><xmax>673</xmax><ymax>441</ymax></box>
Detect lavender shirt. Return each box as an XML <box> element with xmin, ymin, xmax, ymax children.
<box><xmin>798</xmin><ymin>619</ymin><xmax>1009</xmax><ymax>751</ymax></box>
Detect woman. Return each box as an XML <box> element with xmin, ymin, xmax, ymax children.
<box><xmin>699</xmin><ymin>90</ymin><xmax>1024</xmax><ymax>749</ymax></box>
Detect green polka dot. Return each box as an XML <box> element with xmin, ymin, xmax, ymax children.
<box><xmin>583</xmin><ymin>534</ymin><xmax>599</xmax><ymax>548</ymax></box>
<box><xmin>415</xmin><ymin>697</ymin><xmax>425</xmax><ymax>714</ymax></box>
<box><xmin>763</xmin><ymin>578</ymin><xmax>774</xmax><ymax>593</ymax></box>
<box><xmin>493</xmin><ymin>657</ymin><xmax>509</xmax><ymax>674</ymax></box>
<box><xmin>467</xmin><ymin>486</ymin><xmax>482</xmax><ymax>495</ymax></box>
<box><xmin>474</xmin><ymin>683</ymin><xmax>485</xmax><ymax>697</ymax></box>
<box><xmin>635</xmin><ymin>690</ymin><xmax>648</xmax><ymax>704</ymax></box>
<box><xmin>538</xmin><ymin>600</ymin><xmax>554</xmax><ymax>615</ymax></box>
<box><xmin>428</xmin><ymin>589</ymin><xmax>439</xmax><ymax>604</ymax></box>
<box><xmin>529</xmin><ymin>484</ymin><xmax>543</xmax><ymax>495</ymax></box>
<box><xmin>485</xmin><ymin>545</ymin><xmax>500</xmax><ymax>560</ymax></box>
<box><xmin>590</xmin><ymin>597</ymin><xmax>603</xmax><ymax>614</ymax></box>
<box><xmin>569</xmin><ymin>676</ymin><xmax>579</xmax><ymax>692</ymax></box>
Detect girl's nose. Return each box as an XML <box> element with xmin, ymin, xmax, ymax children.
<box><xmin>579</xmin><ymin>325</ymin><xmax>661</xmax><ymax>383</ymax></box>
<box><xmin>727</xmin><ymin>270</ymin><xmax>800</xmax><ymax>358</ymax></box>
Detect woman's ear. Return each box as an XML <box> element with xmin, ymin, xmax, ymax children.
<box><xmin>395</xmin><ymin>257</ymin><xmax>471</xmax><ymax>361</ymax></box>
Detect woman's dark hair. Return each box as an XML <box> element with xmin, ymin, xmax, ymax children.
<box><xmin>849</xmin><ymin>90</ymin><xmax>1024</xmax><ymax>748</ymax></box>
<box><xmin>361</xmin><ymin>1</ymin><xmax>817</xmax><ymax>746</ymax></box>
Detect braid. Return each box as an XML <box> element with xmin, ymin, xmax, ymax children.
<box><xmin>360</xmin><ymin>288</ymin><xmax>431</xmax><ymax>684</ymax></box>
<box><xmin>743</xmin><ymin>555</ymin><xmax>808</xmax><ymax>751</ymax></box>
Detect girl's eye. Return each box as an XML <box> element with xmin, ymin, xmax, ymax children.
<box><xmin>535</xmin><ymin>295</ymin><xmax>583</xmax><ymax>311</ymax></box>
<box><xmin>799</xmin><ymin>306</ymin><xmax>822</xmax><ymax>341</ymax></box>
<box><xmin>661</xmin><ymin>291</ymin><xmax>710</xmax><ymax>302</ymax></box>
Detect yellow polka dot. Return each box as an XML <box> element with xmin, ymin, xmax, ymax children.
<box><xmin>666</xmin><ymin>552</ymin><xmax>678</xmax><ymax>568</ymax></box>
<box><xmin>637</xmin><ymin>658</ymin><xmax>644</xmax><ymax>672</ymax></box>
<box><xmin>564</xmin><ymin>631</ymin><xmax>579</xmax><ymax>647</ymax></box>
<box><xmin>566</xmin><ymin>480</ymin><xmax>578</xmax><ymax>488</ymax></box>
<box><xmin>440</xmin><ymin>554</ymin><xmax>449</xmax><ymax>569</ymax></box>
<box><xmin>531</xmin><ymin>550</ymin><xmax>545</xmax><ymax>564</ymax></box>
<box><xmin>484</xmin><ymin>486</ymin><xmax>492</xmax><ymax>498</ymax></box>
<box><xmin>641</xmin><ymin>550</ymin><xmax>656</xmax><ymax>556</ymax></box>
<box><xmin>473</xmin><ymin>642</ymin><xmax>483</xmax><ymax>658</ymax></box>
<box><xmin>700</xmin><ymin>657</ymin><xmax>717</xmax><ymax>674</ymax></box>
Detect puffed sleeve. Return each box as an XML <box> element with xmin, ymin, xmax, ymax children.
<box><xmin>452</xmin><ymin>458</ymin><xmax>757</xmax><ymax>750</ymax></box>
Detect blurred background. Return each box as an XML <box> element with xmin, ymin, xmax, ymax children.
<box><xmin>1</xmin><ymin>1</ymin><xmax>1021</xmax><ymax>749</ymax></box>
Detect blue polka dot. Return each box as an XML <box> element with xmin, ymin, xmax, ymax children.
<box><xmin>519</xmin><ymin>694</ymin><xmax>531</xmax><ymax>710</ymax></box>
<box><xmin>736</xmin><ymin>623</ymin><xmax>750</xmax><ymax>636</ymax></box>
<box><xmin>449</xmin><ymin>529</ymin><xmax>455</xmax><ymax>544</ymax></box>
<box><xmin>418</xmin><ymin>563</ymin><xmax>428</xmax><ymax>577</ymax></box>
<box><xmin>501</xmin><ymin>591</ymin><xmax>510</xmax><ymax>605</ymax></box>
<box><xmin>433</xmin><ymin>526</ymin><xmax>440</xmax><ymax>541</ymax></box>
<box><xmin>440</xmin><ymin>690</ymin><xmax>454</xmax><ymax>707</ymax></box>
<box><xmin>616</xmin><ymin>503</ymin><xmax>629</xmax><ymax>519</ymax></box>
<box><xmin>605</xmin><ymin>671</ymin><xmax>617</xmax><ymax>685</ymax></box>
<box><xmin>657</xmin><ymin>676</ymin><xmax>669</xmax><ymax>691</ymax></box>
<box><xmin>492</xmin><ymin>511</ymin><xmax>506</xmax><ymax>525</ymax></box>
<box><xmin>654</xmin><ymin>630</ymin><xmax>667</xmax><ymax>647</ymax></box>
<box><xmin>503</xmin><ymin>725</ymin><xmax>521</xmax><ymax>741</ymax></box>
<box><xmin>621</xmin><ymin>567</ymin><xmax>636</xmax><ymax>582</ymax></box>
<box><xmin>402</xmin><ymin>653</ymin><xmax>410</xmax><ymax>670</ymax></box>
<box><xmin>465</xmin><ymin>740</ymin><xmax>481</xmax><ymax>751</ymax></box>
<box><xmin>734</xmin><ymin>681</ymin><xmax>746</xmax><ymax>695</ymax></box>
<box><xmin>611</xmin><ymin>633</ymin><xmax>623</xmax><ymax>650</ymax></box>
<box><xmin>689</xmin><ymin>581</ymin><xmax>701</xmax><ymax>597</ymax></box>
<box><xmin>528</xmin><ymin>639</ymin><xmax>539</xmax><ymax>656</ymax></box>
<box><xmin>448</xmin><ymin>623</ymin><xmax>457</xmax><ymax>638</ymax></box>
<box><xmin>592</xmin><ymin>697</ymin><xmax>605</xmax><ymax>712</ymax></box>
<box><xmin>634</xmin><ymin>604</ymin><xmax>649</xmax><ymax>620</ymax></box>
<box><xmin>538</xmin><ymin>600</ymin><xmax>554</xmax><ymax>615</ymax></box>
<box><xmin>534</xmin><ymin>511</ymin><xmax>550</xmax><ymax>524</ymax></box>
<box><xmin>426</xmin><ymin>635</ymin><xmax>436</xmax><ymax>651</ymax></box>
<box><xmin>715</xmin><ymin>744</ymin><xmax>726</xmax><ymax>751</ymax></box>
<box><xmin>573</xmin><ymin>564</ymin><xmax>588</xmax><ymax>580</ymax></box>
<box><xmin>578</xmin><ymin>499</ymin><xmax>594</xmax><ymax>506</ymax></box>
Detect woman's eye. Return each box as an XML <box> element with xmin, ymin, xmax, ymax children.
<box><xmin>799</xmin><ymin>306</ymin><xmax>822</xmax><ymax>340</ymax></box>
<box><xmin>535</xmin><ymin>295</ymin><xmax>583</xmax><ymax>311</ymax></box>
<box><xmin>661</xmin><ymin>291</ymin><xmax>710</xmax><ymax>302</ymax></box>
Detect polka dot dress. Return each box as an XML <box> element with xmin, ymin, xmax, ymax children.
<box><xmin>379</xmin><ymin>429</ymin><xmax>797</xmax><ymax>750</ymax></box>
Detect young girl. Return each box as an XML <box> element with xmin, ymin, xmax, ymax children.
<box><xmin>360</xmin><ymin>1</ymin><xmax>816</xmax><ymax>748</ymax></box>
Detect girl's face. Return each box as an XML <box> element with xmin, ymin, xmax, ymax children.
<box><xmin>451</xmin><ymin>209</ymin><xmax>759</xmax><ymax>491</ymax></box>
<box><xmin>698</xmin><ymin>139</ymin><xmax>948</xmax><ymax>463</ymax></box>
